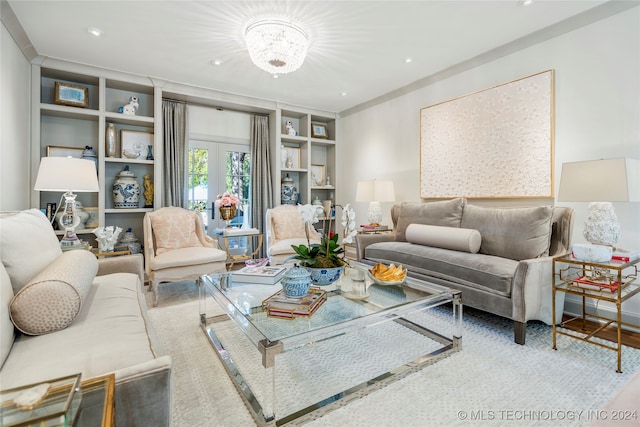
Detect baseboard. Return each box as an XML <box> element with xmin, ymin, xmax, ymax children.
<box><xmin>563</xmin><ymin>298</ymin><xmax>640</xmax><ymax>333</ymax></box>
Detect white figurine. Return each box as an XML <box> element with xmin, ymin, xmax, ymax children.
<box><xmin>285</xmin><ymin>120</ymin><xmax>297</xmax><ymax>136</ymax></box>
<box><xmin>118</xmin><ymin>96</ymin><xmax>139</xmax><ymax>115</ymax></box>
<box><xmin>93</xmin><ymin>226</ymin><xmax>123</xmax><ymax>252</ymax></box>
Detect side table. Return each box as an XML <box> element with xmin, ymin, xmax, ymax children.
<box><xmin>552</xmin><ymin>255</ymin><xmax>640</xmax><ymax>372</ymax></box>
<box><xmin>215</xmin><ymin>228</ymin><xmax>263</xmax><ymax>271</ymax></box>
<box><xmin>76</xmin><ymin>374</ymin><xmax>115</xmax><ymax>427</ymax></box>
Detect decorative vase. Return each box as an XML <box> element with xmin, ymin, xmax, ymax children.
<box><xmin>305</xmin><ymin>266</ymin><xmax>344</xmax><ymax>286</ymax></box>
<box><xmin>281</xmin><ymin>265</ymin><xmax>311</xmax><ymax>298</ymax></box>
<box><xmin>112</xmin><ymin>165</ymin><xmax>141</xmax><ymax>208</ymax></box>
<box><xmin>219</xmin><ymin>205</ymin><xmax>237</xmax><ymax>227</ymax></box>
<box><xmin>105</xmin><ymin>123</ymin><xmax>117</xmax><ymax>157</ymax></box>
<box><xmin>241</xmin><ymin>204</ymin><xmax>250</xmax><ymax>229</ymax></box>
<box><xmin>146</xmin><ymin>145</ymin><xmax>154</xmax><ymax>160</ymax></box>
<box><xmin>119</xmin><ymin>228</ymin><xmax>142</xmax><ymax>254</ymax></box>
<box><xmin>281</xmin><ymin>173</ymin><xmax>297</xmax><ymax>205</ymax></box>
<box><xmin>82</xmin><ymin>146</ymin><xmax>98</xmax><ymax>171</ymax></box>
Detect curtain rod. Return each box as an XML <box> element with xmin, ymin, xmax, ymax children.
<box><xmin>162</xmin><ymin>97</ymin><xmax>270</xmax><ymax>116</ymax></box>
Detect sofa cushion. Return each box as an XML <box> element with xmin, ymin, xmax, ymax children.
<box><xmin>394</xmin><ymin>198</ymin><xmax>466</xmax><ymax>242</ymax></box>
<box><xmin>461</xmin><ymin>205</ymin><xmax>553</xmax><ymax>261</ymax></box>
<box><xmin>150</xmin><ymin>246</ymin><xmax>226</xmax><ymax>270</ymax></box>
<box><xmin>0</xmin><ymin>209</ymin><xmax>62</xmax><ymax>293</ymax></box>
<box><xmin>149</xmin><ymin>209</ymin><xmax>203</xmax><ymax>254</ymax></box>
<box><xmin>269</xmin><ymin>238</ymin><xmax>322</xmax><ymax>256</ymax></box>
<box><xmin>10</xmin><ymin>250</ymin><xmax>98</xmax><ymax>335</ymax></box>
<box><xmin>365</xmin><ymin>241</ymin><xmax>517</xmax><ymax>297</ymax></box>
<box><xmin>0</xmin><ymin>263</ymin><xmax>14</xmax><ymax>369</ymax></box>
<box><xmin>406</xmin><ymin>224</ymin><xmax>481</xmax><ymax>253</ymax></box>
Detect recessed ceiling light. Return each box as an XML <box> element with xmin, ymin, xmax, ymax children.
<box><xmin>405</xmin><ymin>58</ymin><xmax>413</xmax><ymax>63</ymax></box>
<box><xmin>518</xmin><ymin>0</ymin><xmax>534</xmax><ymax>7</ymax></box>
<box><xmin>272</xmin><ymin>74</ymin><xmax>279</xmax><ymax>79</ymax></box>
<box><xmin>212</xmin><ymin>59</ymin><xmax>223</xmax><ymax>66</ymax></box>
<box><xmin>87</xmin><ymin>27</ymin><xmax>103</xmax><ymax>37</ymax></box>
<box><xmin>340</xmin><ymin>92</ymin><xmax>348</xmax><ymax>97</ymax></box>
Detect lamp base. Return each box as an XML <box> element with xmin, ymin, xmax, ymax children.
<box><xmin>583</xmin><ymin>202</ymin><xmax>620</xmax><ymax>246</ymax></box>
<box><xmin>367</xmin><ymin>201</ymin><xmax>382</xmax><ymax>226</ymax></box>
<box><xmin>572</xmin><ymin>243</ymin><xmax>613</xmax><ymax>262</ymax></box>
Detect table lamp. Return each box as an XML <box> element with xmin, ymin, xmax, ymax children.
<box><xmin>558</xmin><ymin>158</ymin><xmax>639</xmax><ymax>260</ymax></box>
<box><xmin>356</xmin><ymin>179</ymin><xmax>396</xmax><ymax>226</ymax></box>
<box><xmin>34</xmin><ymin>157</ymin><xmax>99</xmax><ymax>247</ymax></box>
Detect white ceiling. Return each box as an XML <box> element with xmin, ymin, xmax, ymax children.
<box><xmin>6</xmin><ymin>0</ymin><xmax>619</xmax><ymax>114</ymax></box>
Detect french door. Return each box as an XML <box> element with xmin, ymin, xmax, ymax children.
<box><xmin>187</xmin><ymin>139</ymin><xmax>251</xmax><ymax>236</ymax></box>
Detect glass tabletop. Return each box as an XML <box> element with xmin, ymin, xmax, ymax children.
<box><xmin>200</xmin><ymin>260</ymin><xmax>456</xmax><ymax>351</ymax></box>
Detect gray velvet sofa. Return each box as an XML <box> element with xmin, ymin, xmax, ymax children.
<box><xmin>356</xmin><ymin>198</ymin><xmax>574</xmax><ymax>345</ymax></box>
<box><xmin>0</xmin><ymin>209</ymin><xmax>171</xmax><ymax>426</ymax></box>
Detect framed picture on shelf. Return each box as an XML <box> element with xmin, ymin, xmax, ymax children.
<box><xmin>311</xmin><ymin>123</ymin><xmax>329</xmax><ymax>139</ymax></box>
<box><xmin>310</xmin><ymin>164</ymin><xmax>325</xmax><ymax>186</ymax></box>
<box><xmin>283</xmin><ymin>146</ymin><xmax>301</xmax><ymax>169</ymax></box>
<box><xmin>46</xmin><ymin>145</ymin><xmax>83</xmax><ymax>158</ymax></box>
<box><xmin>54</xmin><ymin>81</ymin><xmax>89</xmax><ymax>108</ymax></box>
<box><xmin>120</xmin><ymin>130</ymin><xmax>153</xmax><ymax>160</ymax></box>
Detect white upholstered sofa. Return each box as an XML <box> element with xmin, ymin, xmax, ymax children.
<box><xmin>0</xmin><ymin>209</ymin><xmax>171</xmax><ymax>426</ymax></box>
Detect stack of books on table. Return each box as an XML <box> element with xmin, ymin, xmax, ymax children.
<box><xmin>233</xmin><ymin>266</ymin><xmax>287</xmax><ymax>285</ymax></box>
<box><xmin>611</xmin><ymin>249</ymin><xmax>640</xmax><ymax>262</ymax></box>
<box><xmin>572</xmin><ymin>276</ymin><xmax>619</xmax><ymax>293</ymax></box>
<box><xmin>262</xmin><ymin>287</ymin><xmax>327</xmax><ymax>319</ymax></box>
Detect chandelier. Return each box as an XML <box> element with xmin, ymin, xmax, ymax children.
<box><xmin>244</xmin><ymin>17</ymin><xmax>309</xmax><ymax>75</ymax></box>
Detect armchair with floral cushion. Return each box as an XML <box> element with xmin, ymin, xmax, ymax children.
<box><xmin>143</xmin><ymin>206</ymin><xmax>227</xmax><ymax>306</ymax></box>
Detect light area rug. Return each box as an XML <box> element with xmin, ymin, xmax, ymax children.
<box><xmin>146</xmin><ymin>281</ymin><xmax>640</xmax><ymax>427</ymax></box>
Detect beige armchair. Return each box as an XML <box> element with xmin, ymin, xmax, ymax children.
<box><xmin>143</xmin><ymin>207</ymin><xmax>226</xmax><ymax>306</ymax></box>
<box><xmin>265</xmin><ymin>205</ymin><xmax>321</xmax><ymax>265</ymax></box>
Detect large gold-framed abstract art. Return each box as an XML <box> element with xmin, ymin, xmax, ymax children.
<box><xmin>420</xmin><ymin>70</ymin><xmax>554</xmax><ymax>199</ymax></box>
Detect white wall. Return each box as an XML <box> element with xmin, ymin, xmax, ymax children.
<box><xmin>1</xmin><ymin>22</ymin><xmax>31</xmax><ymax>210</ymax></box>
<box><xmin>339</xmin><ymin>8</ymin><xmax>640</xmax><ymax>318</ymax></box>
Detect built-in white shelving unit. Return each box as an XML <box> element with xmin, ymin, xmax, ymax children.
<box><xmin>31</xmin><ymin>64</ymin><xmax>161</xmax><ymax>243</ymax></box>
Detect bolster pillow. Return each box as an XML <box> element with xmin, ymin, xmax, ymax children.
<box><xmin>405</xmin><ymin>224</ymin><xmax>481</xmax><ymax>253</ymax></box>
<box><xmin>10</xmin><ymin>250</ymin><xmax>98</xmax><ymax>335</ymax></box>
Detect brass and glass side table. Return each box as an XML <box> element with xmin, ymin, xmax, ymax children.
<box><xmin>215</xmin><ymin>228</ymin><xmax>263</xmax><ymax>270</ymax></box>
<box><xmin>552</xmin><ymin>255</ymin><xmax>640</xmax><ymax>372</ymax></box>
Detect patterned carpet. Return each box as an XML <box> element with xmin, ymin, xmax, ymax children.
<box><xmin>147</xmin><ymin>281</ymin><xmax>640</xmax><ymax>427</ymax></box>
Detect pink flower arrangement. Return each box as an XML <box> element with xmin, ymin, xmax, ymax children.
<box><xmin>214</xmin><ymin>192</ymin><xmax>240</xmax><ymax>208</ymax></box>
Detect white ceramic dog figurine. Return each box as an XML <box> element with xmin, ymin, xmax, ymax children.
<box><xmin>285</xmin><ymin>120</ymin><xmax>296</xmax><ymax>136</ymax></box>
<box><xmin>119</xmin><ymin>96</ymin><xmax>139</xmax><ymax>115</ymax></box>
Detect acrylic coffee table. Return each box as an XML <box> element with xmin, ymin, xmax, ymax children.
<box><xmin>199</xmin><ymin>261</ymin><xmax>462</xmax><ymax>425</ymax></box>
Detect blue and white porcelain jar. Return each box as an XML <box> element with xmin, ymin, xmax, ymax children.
<box><xmin>281</xmin><ymin>265</ymin><xmax>311</xmax><ymax>298</ymax></box>
<box><xmin>112</xmin><ymin>165</ymin><xmax>140</xmax><ymax>208</ymax></box>
<box><xmin>281</xmin><ymin>173</ymin><xmax>297</xmax><ymax>205</ymax></box>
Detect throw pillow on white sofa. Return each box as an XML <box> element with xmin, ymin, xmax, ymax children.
<box><xmin>10</xmin><ymin>250</ymin><xmax>98</xmax><ymax>335</ymax></box>
<box><xmin>0</xmin><ymin>209</ymin><xmax>62</xmax><ymax>293</ymax></box>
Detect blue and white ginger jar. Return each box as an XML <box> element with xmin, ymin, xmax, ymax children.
<box><xmin>281</xmin><ymin>265</ymin><xmax>311</xmax><ymax>298</ymax></box>
<box><xmin>113</xmin><ymin>165</ymin><xmax>140</xmax><ymax>208</ymax></box>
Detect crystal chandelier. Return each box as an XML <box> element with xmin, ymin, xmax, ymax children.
<box><xmin>244</xmin><ymin>17</ymin><xmax>309</xmax><ymax>75</ymax></box>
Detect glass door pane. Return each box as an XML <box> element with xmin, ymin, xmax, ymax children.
<box><xmin>187</xmin><ymin>140</ymin><xmax>251</xmax><ymax>236</ymax></box>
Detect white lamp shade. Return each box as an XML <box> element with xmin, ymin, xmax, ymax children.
<box><xmin>558</xmin><ymin>158</ymin><xmax>639</xmax><ymax>202</ymax></box>
<box><xmin>356</xmin><ymin>180</ymin><xmax>396</xmax><ymax>203</ymax></box>
<box><xmin>34</xmin><ymin>157</ymin><xmax>99</xmax><ymax>192</ymax></box>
